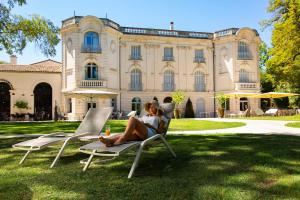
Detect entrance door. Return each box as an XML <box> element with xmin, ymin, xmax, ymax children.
<box><xmin>0</xmin><ymin>82</ymin><xmax>11</xmax><ymax>121</ymax></box>
<box><xmin>196</xmin><ymin>98</ymin><xmax>205</xmax><ymax>118</ymax></box>
<box><xmin>34</xmin><ymin>83</ymin><xmax>52</xmax><ymax>120</ymax></box>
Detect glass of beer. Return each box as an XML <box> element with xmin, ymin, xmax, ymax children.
<box><xmin>105</xmin><ymin>125</ymin><xmax>110</xmax><ymax>136</ymax></box>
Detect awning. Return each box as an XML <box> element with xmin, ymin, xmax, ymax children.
<box><xmin>222</xmin><ymin>92</ymin><xmax>261</xmax><ymax>98</ymax></box>
<box><xmin>63</xmin><ymin>89</ymin><xmax>118</xmax><ymax>100</ymax></box>
<box><xmin>253</xmin><ymin>92</ymin><xmax>299</xmax><ymax>99</ymax></box>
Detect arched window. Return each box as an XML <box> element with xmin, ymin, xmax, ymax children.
<box><xmin>85</xmin><ymin>63</ymin><xmax>98</xmax><ymax>80</ymax></box>
<box><xmin>130</xmin><ymin>68</ymin><xmax>142</xmax><ymax>91</ymax></box>
<box><xmin>239</xmin><ymin>69</ymin><xmax>250</xmax><ymax>83</ymax></box>
<box><xmin>238</xmin><ymin>41</ymin><xmax>252</xmax><ymax>60</ymax></box>
<box><xmin>194</xmin><ymin>71</ymin><xmax>206</xmax><ymax>92</ymax></box>
<box><xmin>83</xmin><ymin>32</ymin><xmax>101</xmax><ymax>53</ymax></box>
<box><xmin>132</xmin><ymin>97</ymin><xmax>141</xmax><ymax>115</ymax></box>
<box><xmin>163</xmin><ymin>96</ymin><xmax>172</xmax><ymax>103</ymax></box>
<box><xmin>164</xmin><ymin>69</ymin><xmax>174</xmax><ymax>91</ymax></box>
<box><xmin>196</xmin><ymin>98</ymin><xmax>206</xmax><ymax>118</ymax></box>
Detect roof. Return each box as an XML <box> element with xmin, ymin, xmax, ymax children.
<box><xmin>0</xmin><ymin>59</ymin><xmax>62</xmax><ymax>73</ymax></box>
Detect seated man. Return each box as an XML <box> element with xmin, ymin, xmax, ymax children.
<box><xmin>99</xmin><ymin>100</ymin><xmax>166</xmax><ymax>147</ymax></box>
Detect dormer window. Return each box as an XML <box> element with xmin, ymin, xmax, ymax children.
<box><xmin>238</xmin><ymin>41</ymin><xmax>252</xmax><ymax>60</ymax></box>
<box><xmin>82</xmin><ymin>32</ymin><xmax>101</xmax><ymax>53</ymax></box>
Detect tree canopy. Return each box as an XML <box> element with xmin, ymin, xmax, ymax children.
<box><xmin>0</xmin><ymin>0</ymin><xmax>60</xmax><ymax>57</ymax></box>
<box><xmin>261</xmin><ymin>0</ymin><xmax>300</xmax><ymax>106</ymax></box>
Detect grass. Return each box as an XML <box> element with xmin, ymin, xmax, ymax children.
<box><xmin>1</xmin><ymin>134</ymin><xmax>300</xmax><ymax>199</ymax></box>
<box><xmin>234</xmin><ymin>114</ymin><xmax>300</xmax><ymax>121</ymax></box>
<box><xmin>285</xmin><ymin>122</ymin><xmax>300</xmax><ymax>128</ymax></box>
<box><xmin>0</xmin><ymin>119</ymin><xmax>245</xmax><ymax>135</ymax></box>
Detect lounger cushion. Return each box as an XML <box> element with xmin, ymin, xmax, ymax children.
<box><xmin>80</xmin><ymin>141</ymin><xmax>140</xmax><ymax>154</ymax></box>
<box><xmin>13</xmin><ymin>137</ymin><xmax>67</xmax><ymax>148</ymax></box>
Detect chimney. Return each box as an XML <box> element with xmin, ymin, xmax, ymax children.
<box><xmin>170</xmin><ymin>22</ymin><xmax>174</xmax><ymax>31</ymax></box>
<box><xmin>10</xmin><ymin>55</ymin><xmax>17</xmax><ymax>65</ymax></box>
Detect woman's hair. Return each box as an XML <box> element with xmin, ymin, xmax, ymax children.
<box><xmin>144</xmin><ymin>102</ymin><xmax>152</xmax><ymax>113</ymax></box>
<box><xmin>156</xmin><ymin>108</ymin><xmax>164</xmax><ymax>117</ymax></box>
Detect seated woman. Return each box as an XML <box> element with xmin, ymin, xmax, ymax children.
<box><xmin>99</xmin><ymin>100</ymin><xmax>165</xmax><ymax>147</ymax></box>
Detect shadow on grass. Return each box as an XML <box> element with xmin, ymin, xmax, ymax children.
<box><xmin>1</xmin><ymin>134</ymin><xmax>300</xmax><ymax>199</ymax></box>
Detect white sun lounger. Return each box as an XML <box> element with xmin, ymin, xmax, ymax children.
<box><xmin>13</xmin><ymin>107</ymin><xmax>113</xmax><ymax>168</ymax></box>
<box><xmin>79</xmin><ymin>103</ymin><xmax>176</xmax><ymax>178</ymax></box>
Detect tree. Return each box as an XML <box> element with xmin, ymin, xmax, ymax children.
<box><xmin>259</xmin><ymin>42</ymin><xmax>274</xmax><ymax>93</ymax></box>
<box><xmin>261</xmin><ymin>0</ymin><xmax>300</xmax><ymax>107</ymax></box>
<box><xmin>0</xmin><ymin>0</ymin><xmax>60</xmax><ymax>56</ymax></box>
<box><xmin>171</xmin><ymin>91</ymin><xmax>186</xmax><ymax>118</ymax></box>
<box><xmin>184</xmin><ymin>98</ymin><xmax>195</xmax><ymax>118</ymax></box>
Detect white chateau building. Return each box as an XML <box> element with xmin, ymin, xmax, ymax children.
<box><xmin>0</xmin><ymin>15</ymin><xmax>261</xmax><ymax>121</ymax></box>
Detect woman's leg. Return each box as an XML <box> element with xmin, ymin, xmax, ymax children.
<box><xmin>114</xmin><ymin>117</ymin><xmax>148</xmax><ymax>145</ymax></box>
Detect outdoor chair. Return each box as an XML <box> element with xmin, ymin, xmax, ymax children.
<box><xmin>264</xmin><ymin>108</ymin><xmax>278</xmax><ymax>116</ymax></box>
<box><xmin>78</xmin><ymin>103</ymin><xmax>176</xmax><ymax>178</ymax></box>
<box><xmin>12</xmin><ymin>107</ymin><xmax>113</xmax><ymax>168</ymax></box>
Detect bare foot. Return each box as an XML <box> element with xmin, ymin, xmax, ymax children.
<box><xmin>98</xmin><ymin>136</ymin><xmax>114</xmax><ymax>147</ymax></box>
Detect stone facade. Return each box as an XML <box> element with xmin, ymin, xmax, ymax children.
<box><xmin>60</xmin><ymin>16</ymin><xmax>261</xmax><ymax>120</ymax></box>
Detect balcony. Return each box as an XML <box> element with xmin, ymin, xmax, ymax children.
<box><xmin>235</xmin><ymin>83</ymin><xmax>260</xmax><ymax>90</ymax></box>
<box><xmin>162</xmin><ymin>56</ymin><xmax>175</xmax><ymax>61</ymax></box>
<box><xmin>129</xmin><ymin>55</ymin><xmax>142</xmax><ymax>60</ymax></box>
<box><xmin>194</xmin><ymin>57</ymin><xmax>205</xmax><ymax>63</ymax></box>
<box><xmin>81</xmin><ymin>45</ymin><xmax>102</xmax><ymax>53</ymax></box>
<box><xmin>129</xmin><ymin>83</ymin><xmax>143</xmax><ymax>91</ymax></box>
<box><xmin>79</xmin><ymin>80</ymin><xmax>107</xmax><ymax>88</ymax></box>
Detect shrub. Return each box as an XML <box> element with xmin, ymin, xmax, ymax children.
<box><xmin>14</xmin><ymin>100</ymin><xmax>29</xmax><ymax>109</ymax></box>
<box><xmin>184</xmin><ymin>98</ymin><xmax>195</xmax><ymax>118</ymax></box>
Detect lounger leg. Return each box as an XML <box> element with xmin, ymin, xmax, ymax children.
<box><xmin>50</xmin><ymin>139</ymin><xmax>70</xmax><ymax>168</ymax></box>
<box><xmin>83</xmin><ymin>150</ymin><xmax>96</xmax><ymax>172</ymax></box>
<box><xmin>160</xmin><ymin>135</ymin><xmax>176</xmax><ymax>158</ymax></box>
<box><xmin>19</xmin><ymin>148</ymin><xmax>32</xmax><ymax>164</ymax></box>
<box><xmin>128</xmin><ymin>146</ymin><xmax>143</xmax><ymax>179</ymax></box>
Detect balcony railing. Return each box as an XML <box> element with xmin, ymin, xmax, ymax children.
<box><xmin>194</xmin><ymin>57</ymin><xmax>205</xmax><ymax>63</ymax></box>
<box><xmin>238</xmin><ymin>72</ymin><xmax>257</xmax><ymax>83</ymax></box>
<box><xmin>162</xmin><ymin>56</ymin><xmax>175</xmax><ymax>61</ymax></box>
<box><xmin>81</xmin><ymin>45</ymin><xmax>102</xmax><ymax>53</ymax></box>
<box><xmin>129</xmin><ymin>55</ymin><xmax>142</xmax><ymax>60</ymax></box>
<box><xmin>129</xmin><ymin>83</ymin><xmax>143</xmax><ymax>91</ymax></box>
<box><xmin>79</xmin><ymin>80</ymin><xmax>107</xmax><ymax>88</ymax></box>
<box><xmin>235</xmin><ymin>83</ymin><xmax>260</xmax><ymax>90</ymax></box>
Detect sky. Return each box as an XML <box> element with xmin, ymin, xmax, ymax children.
<box><xmin>0</xmin><ymin>0</ymin><xmax>273</xmax><ymax>64</ymax></box>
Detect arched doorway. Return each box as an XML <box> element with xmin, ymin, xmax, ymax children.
<box><xmin>34</xmin><ymin>82</ymin><xmax>52</xmax><ymax>120</ymax></box>
<box><xmin>0</xmin><ymin>82</ymin><xmax>12</xmax><ymax>121</ymax></box>
<box><xmin>196</xmin><ymin>98</ymin><xmax>205</xmax><ymax>118</ymax></box>
<box><xmin>163</xmin><ymin>96</ymin><xmax>172</xmax><ymax>103</ymax></box>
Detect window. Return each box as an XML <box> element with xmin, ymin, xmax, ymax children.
<box><xmin>132</xmin><ymin>97</ymin><xmax>141</xmax><ymax>115</ymax></box>
<box><xmin>67</xmin><ymin>98</ymin><xmax>72</xmax><ymax>113</ymax></box>
<box><xmin>240</xmin><ymin>98</ymin><xmax>248</xmax><ymax>111</ymax></box>
<box><xmin>196</xmin><ymin>98</ymin><xmax>205</xmax><ymax>118</ymax></box>
<box><xmin>87</xmin><ymin>102</ymin><xmax>96</xmax><ymax>111</ymax></box>
<box><xmin>130</xmin><ymin>46</ymin><xmax>141</xmax><ymax>60</ymax></box>
<box><xmin>164</xmin><ymin>69</ymin><xmax>174</xmax><ymax>91</ymax></box>
<box><xmin>111</xmin><ymin>98</ymin><xmax>117</xmax><ymax>111</ymax></box>
<box><xmin>194</xmin><ymin>71</ymin><xmax>205</xmax><ymax>92</ymax></box>
<box><xmin>225</xmin><ymin>98</ymin><xmax>230</xmax><ymax>111</ymax></box>
<box><xmin>82</xmin><ymin>32</ymin><xmax>101</xmax><ymax>53</ymax></box>
<box><xmin>194</xmin><ymin>50</ymin><xmax>205</xmax><ymax>62</ymax></box>
<box><xmin>85</xmin><ymin>63</ymin><xmax>98</xmax><ymax>80</ymax></box>
<box><xmin>130</xmin><ymin>68</ymin><xmax>142</xmax><ymax>91</ymax></box>
<box><xmin>238</xmin><ymin>41</ymin><xmax>252</xmax><ymax>59</ymax></box>
<box><xmin>239</xmin><ymin>69</ymin><xmax>250</xmax><ymax>83</ymax></box>
<box><xmin>163</xmin><ymin>47</ymin><xmax>174</xmax><ymax>61</ymax></box>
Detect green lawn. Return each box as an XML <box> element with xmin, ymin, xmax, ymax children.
<box><xmin>0</xmin><ymin>120</ymin><xmax>245</xmax><ymax>135</ymax></box>
<box><xmin>1</xmin><ymin>134</ymin><xmax>300</xmax><ymax>199</ymax></box>
<box><xmin>285</xmin><ymin>122</ymin><xmax>300</xmax><ymax>128</ymax></box>
<box><xmin>233</xmin><ymin>114</ymin><xmax>300</xmax><ymax>121</ymax></box>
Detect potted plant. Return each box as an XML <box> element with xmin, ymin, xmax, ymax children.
<box><xmin>216</xmin><ymin>93</ymin><xmax>227</xmax><ymax>118</ymax></box>
<box><xmin>171</xmin><ymin>91</ymin><xmax>186</xmax><ymax>119</ymax></box>
<box><xmin>14</xmin><ymin>100</ymin><xmax>29</xmax><ymax>114</ymax></box>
